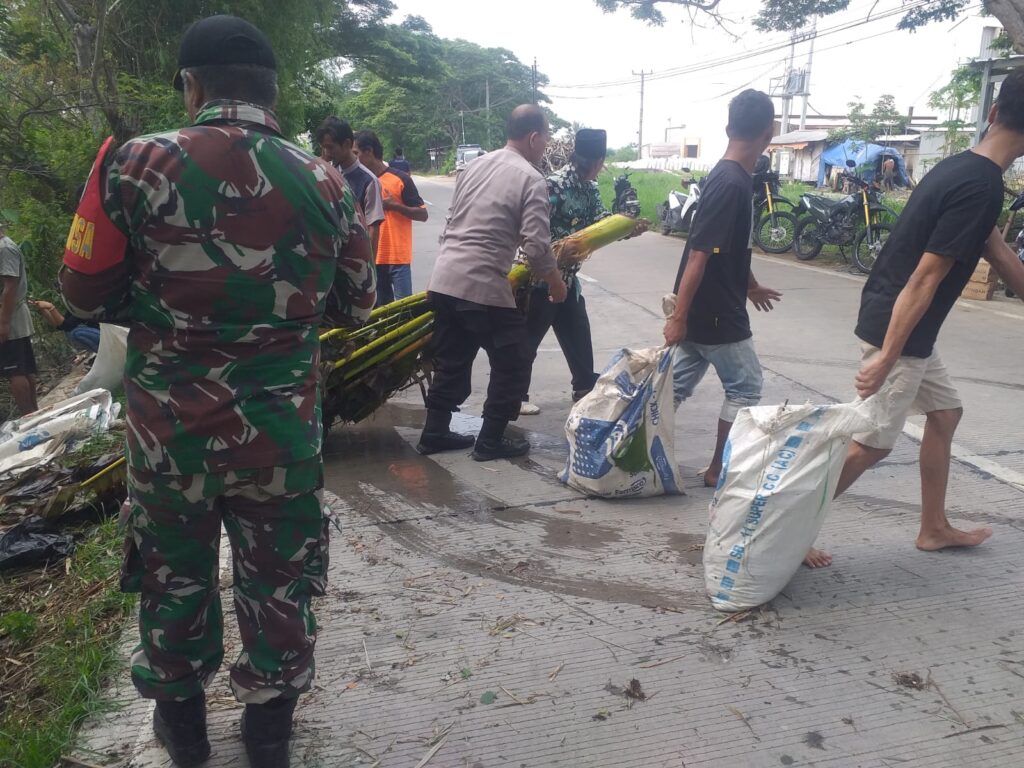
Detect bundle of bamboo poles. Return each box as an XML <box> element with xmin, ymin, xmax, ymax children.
<box><xmin>509</xmin><ymin>213</ymin><xmax>637</xmax><ymax>300</ymax></box>
<box><xmin>319</xmin><ymin>293</ymin><xmax>433</xmax><ymax>428</ymax></box>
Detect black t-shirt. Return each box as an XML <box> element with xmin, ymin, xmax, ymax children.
<box><xmin>856</xmin><ymin>151</ymin><xmax>1004</xmax><ymax>358</ymax></box>
<box><xmin>676</xmin><ymin>159</ymin><xmax>754</xmax><ymax>345</ymax></box>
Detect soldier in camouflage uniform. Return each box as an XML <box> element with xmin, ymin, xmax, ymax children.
<box><xmin>520</xmin><ymin>129</ymin><xmax>646</xmax><ymax>415</ymax></box>
<box><xmin>60</xmin><ymin>16</ymin><xmax>374</xmax><ymax>768</ymax></box>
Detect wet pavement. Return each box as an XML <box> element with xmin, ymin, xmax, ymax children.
<box><xmin>75</xmin><ymin>176</ymin><xmax>1024</xmax><ymax>767</ymax></box>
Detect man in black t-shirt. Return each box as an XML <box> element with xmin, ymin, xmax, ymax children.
<box><xmin>804</xmin><ymin>68</ymin><xmax>1024</xmax><ymax>568</ymax></box>
<box><xmin>663</xmin><ymin>90</ymin><xmax>782</xmax><ymax>488</ymax></box>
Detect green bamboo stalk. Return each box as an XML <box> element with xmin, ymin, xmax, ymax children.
<box><xmin>331</xmin><ymin>311</ymin><xmax>433</xmax><ymax>371</ymax></box>
<box><xmin>336</xmin><ymin>330</ymin><xmax>433</xmax><ymax>392</ymax></box>
<box><xmin>339</xmin><ymin>322</ymin><xmax>433</xmax><ymax>383</ymax></box>
<box><xmin>319</xmin><ymin>293</ymin><xmax>429</xmax><ymax>343</ymax></box>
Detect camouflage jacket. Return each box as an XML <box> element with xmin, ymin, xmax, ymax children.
<box><xmin>60</xmin><ymin>100</ymin><xmax>376</xmax><ymax>475</ymax></box>
<box><xmin>517</xmin><ymin>165</ymin><xmax>611</xmax><ymax>286</ymax></box>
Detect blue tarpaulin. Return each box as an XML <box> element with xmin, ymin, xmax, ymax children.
<box><xmin>817</xmin><ymin>140</ymin><xmax>910</xmax><ymax>187</ymax></box>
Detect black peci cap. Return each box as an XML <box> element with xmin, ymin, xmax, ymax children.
<box><xmin>173</xmin><ymin>15</ymin><xmax>276</xmax><ymax>91</ymax></box>
<box><xmin>574</xmin><ymin>128</ymin><xmax>607</xmax><ymax>161</ymax></box>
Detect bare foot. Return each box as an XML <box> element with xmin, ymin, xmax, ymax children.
<box><xmin>916</xmin><ymin>525</ymin><xmax>992</xmax><ymax>552</ymax></box>
<box><xmin>803</xmin><ymin>547</ymin><xmax>832</xmax><ymax>568</ymax></box>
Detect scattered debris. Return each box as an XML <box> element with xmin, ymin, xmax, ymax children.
<box><xmin>413</xmin><ymin>735</ymin><xmax>447</xmax><ymax>768</ymax></box>
<box><xmin>498</xmin><ymin>685</ymin><xmax>537</xmax><ymax>706</ymax></box>
<box><xmin>727</xmin><ymin>706</ymin><xmax>760</xmax><ymax>742</ymax></box>
<box><xmin>892</xmin><ymin>671</ymin><xmax>926</xmax><ymax>690</ymax></box>
<box><xmin>480</xmin><ymin>691</ymin><xmax>497</xmax><ymax>705</ymax></box>
<box><xmin>942</xmin><ymin>723</ymin><xmax>1008</xmax><ymax>739</ymax></box>
<box><xmin>592</xmin><ymin>708</ymin><xmax>612</xmax><ymax>721</ymax></box>
<box><xmin>640</xmin><ymin>654</ymin><xmax>686</xmax><ymax>669</ymax></box>
<box><xmin>548</xmin><ymin>662</ymin><xmax>565</xmax><ymax>681</ymax></box>
<box><xmin>624</xmin><ymin>678</ymin><xmax>647</xmax><ymax>702</ymax></box>
<box><xmin>460</xmin><ymin>668</ymin><xmax>472</xmax><ymax>680</ymax></box>
<box><xmin>363</xmin><ymin>639</ymin><xmax>373</xmax><ymax>671</ymax></box>
<box><xmin>489</xmin><ymin>614</ymin><xmax>536</xmax><ymax>636</ymax></box>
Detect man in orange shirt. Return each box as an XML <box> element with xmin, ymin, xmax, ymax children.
<box><xmin>354</xmin><ymin>131</ymin><xmax>428</xmax><ymax>304</ymax></box>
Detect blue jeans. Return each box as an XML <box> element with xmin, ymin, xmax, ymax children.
<box><xmin>375</xmin><ymin>264</ymin><xmax>413</xmax><ymax>306</ymax></box>
<box><xmin>672</xmin><ymin>336</ymin><xmax>763</xmax><ymax>421</ymax></box>
<box><xmin>67</xmin><ymin>325</ymin><xmax>101</xmax><ymax>353</ymax></box>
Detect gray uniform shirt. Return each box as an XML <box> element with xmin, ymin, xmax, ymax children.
<box><xmin>428</xmin><ymin>147</ymin><xmax>557</xmax><ymax>308</ymax></box>
<box><xmin>0</xmin><ymin>236</ymin><xmax>33</xmax><ymax>339</ymax></box>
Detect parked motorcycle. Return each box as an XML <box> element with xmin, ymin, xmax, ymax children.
<box><xmin>612</xmin><ymin>171</ymin><xmax>642</xmax><ymax>218</ymax></box>
<box><xmin>793</xmin><ymin>160</ymin><xmax>896</xmax><ymax>273</ymax></box>
<box><xmin>752</xmin><ymin>158</ymin><xmax>798</xmax><ymax>253</ymax></box>
<box><xmin>1006</xmin><ymin>190</ymin><xmax>1024</xmax><ymax>298</ymax></box>
<box><xmin>657</xmin><ymin>170</ymin><xmax>701</xmax><ymax>236</ymax></box>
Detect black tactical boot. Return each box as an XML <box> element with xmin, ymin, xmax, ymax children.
<box><xmin>416</xmin><ymin>409</ymin><xmax>475</xmax><ymax>455</ymax></box>
<box><xmin>153</xmin><ymin>696</ymin><xmax>210</xmax><ymax>767</ymax></box>
<box><xmin>240</xmin><ymin>696</ymin><xmax>297</xmax><ymax>768</ymax></box>
<box><xmin>471</xmin><ymin>418</ymin><xmax>530</xmax><ymax>461</ymax></box>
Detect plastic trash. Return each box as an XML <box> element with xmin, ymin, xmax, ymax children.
<box><xmin>0</xmin><ymin>516</ymin><xmax>75</xmax><ymax>571</ymax></box>
<box><xmin>560</xmin><ymin>347</ymin><xmax>681</xmax><ymax>498</ymax></box>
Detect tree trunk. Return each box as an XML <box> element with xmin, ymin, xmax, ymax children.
<box><xmin>986</xmin><ymin>0</ymin><xmax>1024</xmax><ymax>54</ymax></box>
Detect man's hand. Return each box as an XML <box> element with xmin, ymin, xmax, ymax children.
<box><xmin>547</xmin><ymin>278</ymin><xmax>568</xmax><ymax>303</ymax></box>
<box><xmin>663</xmin><ymin>313</ymin><xmax>686</xmax><ymax>346</ymax></box>
<box><xmin>854</xmin><ymin>353</ymin><xmax>895</xmax><ymax>399</ymax></box>
<box><xmin>381</xmin><ymin>191</ymin><xmax>397</xmax><ymax>212</ymax></box>
<box><xmin>630</xmin><ymin>219</ymin><xmax>650</xmax><ymax>237</ymax></box>
<box><xmin>29</xmin><ymin>299</ymin><xmax>54</xmax><ymax>311</ymax></box>
<box><xmin>748</xmin><ymin>284</ymin><xmax>782</xmax><ymax>312</ymax></box>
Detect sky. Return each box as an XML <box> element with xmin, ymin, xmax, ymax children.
<box><xmin>389</xmin><ymin>0</ymin><xmax>996</xmax><ymax>161</ymax></box>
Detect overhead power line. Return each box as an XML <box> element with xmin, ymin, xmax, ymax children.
<box><xmin>547</xmin><ymin>0</ymin><xmax>943</xmax><ymax>91</ymax></box>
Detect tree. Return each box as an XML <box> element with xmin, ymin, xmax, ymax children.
<box><xmin>0</xmin><ymin>0</ymin><xmax>444</xmax><ymax>305</ymax></box>
<box><xmin>929</xmin><ymin>65</ymin><xmax>983</xmax><ymax>156</ymax></box>
<box><xmin>331</xmin><ymin>37</ymin><xmax>564</xmax><ymax>167</ymax></box>
<box><xmin>607</xmin><ymin>144</ymin><xmax>639</xmax><ymax>162</ymax></box>
<box><xmin>829</xmin><ymin>94</ymin><xmax>907</xmax><ymax>144</ymax></box>
<box><xmin>595</xmin><ymin>0</ymin><xmax>1024</xmax><ymax>53</ymax></box>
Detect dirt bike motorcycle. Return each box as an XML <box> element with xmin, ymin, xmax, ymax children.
<box><xmin>793</xmin><ymin>161</ymin><xmax>897</xmax><ymax>273</ymax></box>
<box><xmin>657</xmin><ymin>171</ymin><xmax>701</xmax><ymax>236</ymax></box>
<box><xmin>1005</xmin><ymin>190</ymin><xmax>1024</xmax><ymax>298</ymax></box>
<box><xmin>752</xmin><ymin>158</ymin><xmax>797</xmax><ymax>254</ymax></box>
<box><xmin>612</xmin><ymin>171</ymin><xmax>642</xmax><ymax>218</ymax></box>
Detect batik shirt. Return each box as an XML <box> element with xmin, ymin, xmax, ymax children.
<box><xmin>517</xmin><ymin>164</ymin><xmax>611</xmax><ymax>286</ymax></box>
<box><xmin>60</xmin><ymin>100</ymin><xmax>376</xmax><ymax>475</ymax></box>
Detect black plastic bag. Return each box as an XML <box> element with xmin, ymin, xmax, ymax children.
<box><xmin>0</xmin><ymin>516</ymin><xmax>75</xmax><ymax>571</ymax></box>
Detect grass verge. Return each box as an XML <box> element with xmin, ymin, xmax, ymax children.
<box><xmin>0</xmin><ymin>517</ymin><xmax>135</xmax><ymax>768</ymax></box>
<box><xmin>598</xmin><ymin>167</ymin><xmax>694</xmax><ymax>224</ymax></box>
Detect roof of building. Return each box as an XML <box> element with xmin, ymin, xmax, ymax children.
<box><xmin>770</xmin><ymin>129</ymin><xmax>830</xmax><ymax>149</ymax></box>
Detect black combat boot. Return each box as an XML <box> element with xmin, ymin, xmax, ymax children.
<box><xmin>471</xmin><ymin>417</ymin><xmax>530</xmax><ymax>461</ymax></box>
<box><xmin>240</xmin><ymin>696</ymin><xmax>298</xmax><ymax>768</ymax></box>
<box><xmin>152</xmin><ymin>695</ymin><xmax>211</xmax><ymax>767</ymax></box>
<box><xmin>416</xmin><ymin>409</ymin><xmax>475</xmax><ymax>455</ymax></box>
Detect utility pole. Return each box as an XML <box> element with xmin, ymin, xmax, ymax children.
<box><xmin>632</xmin><ymin>70</ymin><xmax>651</xmax><ymax>159</ymax></box>
<box><xmin>780</xmin><ymin>39</ymin><xmax>795</xmax><ymax>135</ymax></box>
<box><xmin>485</xmin><ymin>77</ymin><xmax>491</xmax><ymax>149</ymax></box>
<box><xmin>532</xmin><ymin>58</ymin><xmax>538</xmax><ymax>103</ymax></box>
<box><xmin>798</xmin><ymin>21</ymin><xmax>816</xmax><ymax>130</ymax></box>
<box><xmin>459</xmin><ymin>110</ymin><xmax>465</xmax><ymax>145</ymax></box>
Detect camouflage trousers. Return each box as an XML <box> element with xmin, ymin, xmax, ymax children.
<box><xmin>122</xmin><ymin>458</ymin><xmax>328</xmax><ymax>704</ymax></box>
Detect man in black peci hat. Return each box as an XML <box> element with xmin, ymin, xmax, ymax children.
<box><xmin>520</xmin><ymin>128</ymin><xmax>646</xmax><ymax>415</ymax></box>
